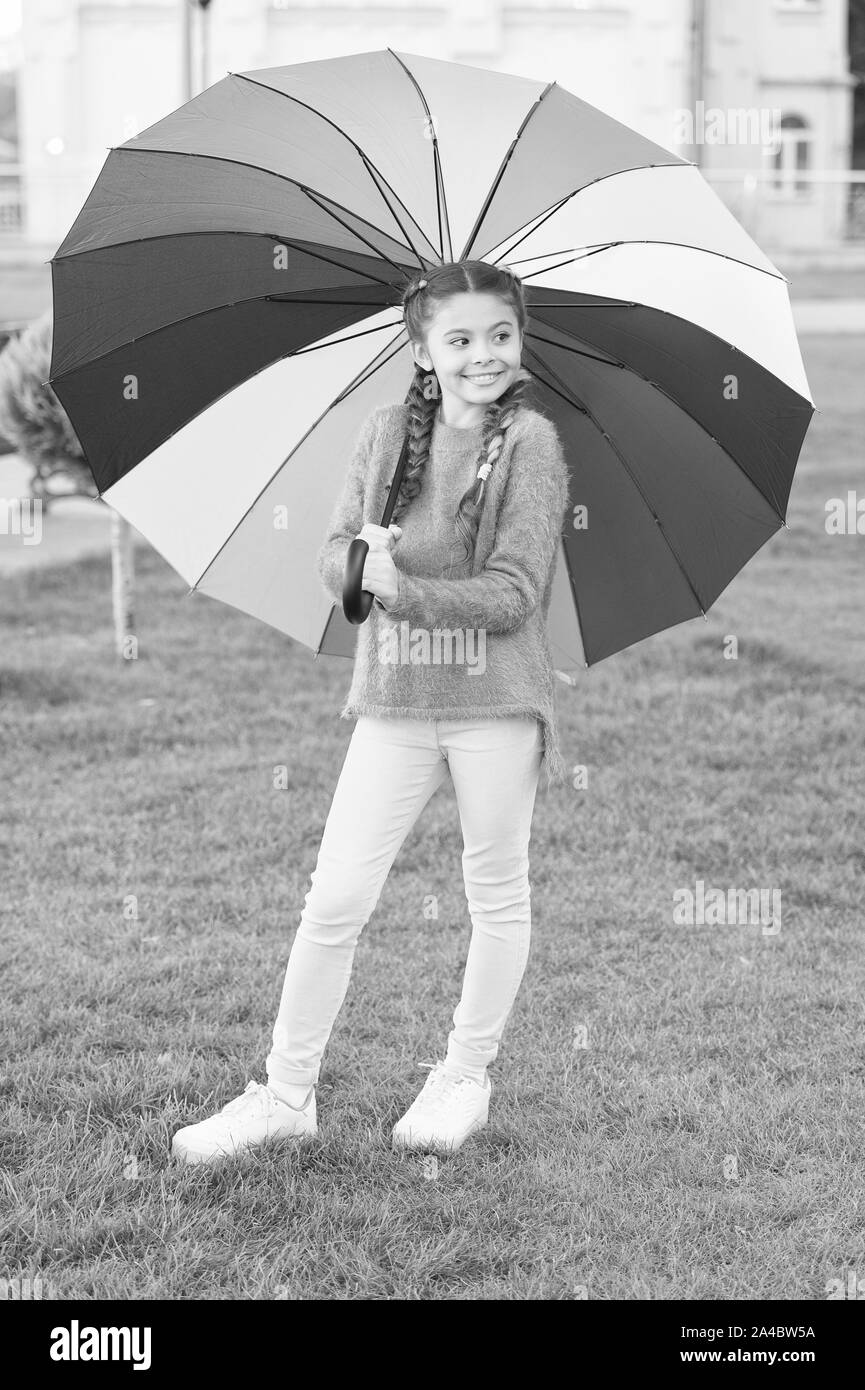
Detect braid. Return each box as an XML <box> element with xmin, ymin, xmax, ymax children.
<box><xmin>449</xmin><ymin>366</ymin><xmax>533</xmax><ymax>572</ymax></box>
<box><xmin>390</xmin><ymin>360</ymin><xmax>437</xmax><ymax>527</ymax></box>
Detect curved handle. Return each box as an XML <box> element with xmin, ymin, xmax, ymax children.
<box><xmin>342</xmin><ymin>536</ymin><xmax>374</xmax><ymax>625</ymax></box>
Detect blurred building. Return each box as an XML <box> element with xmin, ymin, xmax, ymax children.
<box><xmin>0</xmin><ymin>0</ymin><xmax>860</xmax><ymax>267</ymax></box>
<box><xmin>692</xmin><ymin>0</ymin><xmax>860</xmax><ymax>252</ymax></box>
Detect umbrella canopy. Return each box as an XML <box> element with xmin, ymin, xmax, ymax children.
<box><xmin>48</xmin><ymin>48</ymin><xmax>814</xmax><ymax>671</ymax></box>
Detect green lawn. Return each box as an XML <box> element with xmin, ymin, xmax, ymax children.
<box><xmin>1</xmin><ymin>335</ymin><xmax>863</xmax><ymax>1300</ymax></box>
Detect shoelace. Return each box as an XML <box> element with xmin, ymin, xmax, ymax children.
<box><xmin>416</xmin><ymin>1061</ymin><xmax>474</xmax><ymax>1114</ymax></box>
<box><xmin>216</xmin><ymin>1080</ymin><xmax>277</xmax><ymax>1126</ymax></box>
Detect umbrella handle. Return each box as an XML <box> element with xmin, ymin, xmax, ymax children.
<box><xmin>341</xmin><ymin>429</ymin><xmax>411</xmax><ymax>626</ymax></box>
<box><xmin>342</xmin><ymin>537</ymin><xmax>374</xmax><ymax>624</ymax></box>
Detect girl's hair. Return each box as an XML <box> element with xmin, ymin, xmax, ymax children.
<box><xmin>394</xmin><ymin>259</ymin><xmax>535</xmax><ymax>571</ymax></box>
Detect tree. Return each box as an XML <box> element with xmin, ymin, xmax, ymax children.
<box><xmin>0</xmin><ymin>311</ymin><xmax>135</xmax><ymax>658</ymax></box>
<box><xmin>0</xmin><ymin>313</ymin><xmax>90</xmax><ymax>506</ymax></box>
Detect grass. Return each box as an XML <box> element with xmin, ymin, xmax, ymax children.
<box><xmin>1</xmin><ymin>335</ymin><xmax>863</xmax><ymax>1300</ymax></box>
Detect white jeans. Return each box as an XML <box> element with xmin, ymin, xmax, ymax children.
<box><xmin>266</xmin><ymin>714</ymin><xmax>544</xmax><ymax>1088</ymax></box>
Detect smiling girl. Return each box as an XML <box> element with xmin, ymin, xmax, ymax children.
<box><xmin>172</xmin><ymin>260</ymin><xmax>570</xmax><ymax>1165</ymax></box>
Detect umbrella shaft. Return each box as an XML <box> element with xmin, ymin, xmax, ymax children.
<box><xmin>381</xmin><ymin>434</ymin><xmax>410</xmax><ymax>528</ymax></box>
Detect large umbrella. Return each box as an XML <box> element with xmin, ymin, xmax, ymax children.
<box><xmin>48</xmin><ymin>48</ymin><xmax>814</xmax><ymax>671</ymax></box>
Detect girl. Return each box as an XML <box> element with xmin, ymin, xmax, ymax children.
<box><xmin>172</xmin><ymin>260</ymin><xmax>570</xmax><ymax>1165</ymax></box>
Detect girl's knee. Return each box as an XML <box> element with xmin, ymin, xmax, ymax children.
<box><xmin>297</xmin><ymin>877</ymin><xmax>379</xmax><ymax>947</ymax></box>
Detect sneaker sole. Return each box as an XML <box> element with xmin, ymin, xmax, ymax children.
<box><xmin>171</xmin><ymin>1125</ymin><xmax>317</xmax><ymax>1166</ymax></box>
<box><xmin>391</xmin><ymin>1115</ymin><xmax>487</xmax><ymax>1155</ymax></box>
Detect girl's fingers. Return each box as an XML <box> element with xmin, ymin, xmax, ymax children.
<box><xmin>361</xmin><ymin>544</ymin><xmax>397</xmax><ymax>606</ymax></box>
<box><xmin>362</xmin><ymin>547</ymin><xmax>397</xmax><ymax>593</ymax></box>
<box><xmin>357</xmin><ymin>523</ymin><xmax>401</xmax><ymax>551</ymax></box>
<box><xmin>357</xmin><ymin>523</ymin><xmax>393</xmax><ymax>550</ymax></box>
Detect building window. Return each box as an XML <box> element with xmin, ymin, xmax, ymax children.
<box><xmin>770</xmin><ymin>114</ymin><xmax>812</xmax><ymax>195</ymax></box>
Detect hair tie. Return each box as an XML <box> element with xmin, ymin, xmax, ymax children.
<box><xmin>476</xmin><ymin>461</ymin><xmax>492</xmax><ymax>482</ymax></box>
<box><xmin>401</xmin><ymin>277</ymin><xmax>428</xmax><ymax>315</ymax></box>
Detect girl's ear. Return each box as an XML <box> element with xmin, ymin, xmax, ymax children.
<box><xmin>409</xmin><ymin>338</ymin><xmax>431</xmax><ymax>371</ymax></box>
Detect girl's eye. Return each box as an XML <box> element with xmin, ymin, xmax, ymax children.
<box><xmin>449</xmin><ymin>333</ymin><xmax>510</xmax><ymax>346</ymax></box>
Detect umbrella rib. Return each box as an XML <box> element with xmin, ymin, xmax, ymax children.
<box><xmin>49</xmin><ymin>228</ymin><xmax>414</xmax><ymax>303</ymax></box>
<box><xmin>288</xmin><ymin>318</ymin><xmax>406</xmax><ymax>354</ymax></box>
<box><xmin>103</xmin><ymin>146</ymin><xmax>418</xmax><ymax>284</ymax></box>
<box><xmin>187</xmin><ymin>327</ymin><xmax>412</xmax><ymax>595</ymax></box>
<box><xmin>522</xmin><ymin>341</ymin><xmax>715</xmax><ymax>622</ymax></box>
<box><xmin>524</xmin><ymin>330</ymin><xmax>626</xmax><ymax>371</ymax></box>
<box><xmin>386</xmin><ymin>49</ymin><xmax>451</xmax><ymax>262</ymax></box>
<box><xmin>48</xmin><ymin>230</ymin><xmax>419</xmax><ymax>319</ymax></box>
<box><xmin>488</xmin><ymin>163</ymin><xmax>786</xmax><ymax>281</ymax></box>
<box><xmin>265</xmin><ymin>239</ymin><xmax>408</xmax><ymax>294</ymax></box>
<box><xmin>268</xmin><ymin>180</ymin><xmax>414</xmax><ymax>285</ymax></box>
<box><xmin>518</xmin><ymin>252</ymin><xmax>631</xmax><ymax>284</ymax></box>
<box><xmin>232</xmin><ymin>71</ymin><xmax>434</xmax><ymax>274</ymax></box>
<box><xmin>48</xmin><ymin>290</ymin><xmax>401</xmax><ymax>385</ymax></box>
<box><xmin>73</xmin><ymin>319</ymin><xmax>407</xmax><ymax>505</ymax></box>
<box><xmin>506</xmin><ymin>243</ymin><xmax>622</xmax><ymax>277</ymax></box>
<box><xmin>515</xmin><ymin>241</ymin><xmax>787</xmax><ymax>283</ymax></box>
<box><xmin>50</xmin><ymin>231</ymin><xmax>413</xmax><ymax>383</ymax></box>
<box><xmin>483</xmin><ymin>161</ymin><xmax>695</xmax><ymax>267</ymax></box>
<box><xmin>489</xmin><ymin>192</ymin><xmax>578</xmax><ymax>265</ymax></box>
<box><xmin>525</xmin><ymin>316</ymin><xmax>801</xmax><ymax>521</ymax></box>
<box><xmin>460</xmin><ymin>81</ymin><xmax>557</xmax><ymax>263</ymax></box>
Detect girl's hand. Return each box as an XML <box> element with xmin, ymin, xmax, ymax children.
<box><xmin>362</xmin><ymin>547</ymin><xmax>399</xmax><ymax>608</ymax></box>
<box><xmin>357</xmin><ymin>523</ymin><xmax>402</xmax><ymax>608</ymax></box>
<box><xmin>356</xmin><ymin>523</ymin><xmax>401</xmax><ymax>552</ymax></box>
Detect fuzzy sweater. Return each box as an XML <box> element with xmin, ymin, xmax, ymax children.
<box><xmin>316</xmin><ymin>401</ymin><xmax>572</xmax><ymax>789</ymax></box>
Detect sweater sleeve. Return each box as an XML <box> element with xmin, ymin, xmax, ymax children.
<box><xmin>316</xmin><ymin>407</ymin><xmax>381</xmax><ymax>606</ymax></box>
<box><xmin>383</xmin><ymin>414</ymin><xmax>569</xmax><ymax>633</ymax></box>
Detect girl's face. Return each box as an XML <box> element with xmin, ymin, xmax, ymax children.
<box><xmin>411</xmin><ymin>291</ymin><xmax>523</xmax><ymax>427</ymax></box>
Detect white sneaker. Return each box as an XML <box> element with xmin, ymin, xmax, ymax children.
<box><xmin>392</xmin><ymin>1061</ymin><xmax>491</xmax><ymax>1154</ymax></box>
<box><xmin>171</xmin><ymin>1080</ymin><xmax>317</xmax><ymax>1166</ymax></box>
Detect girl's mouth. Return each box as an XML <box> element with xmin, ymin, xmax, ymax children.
<box><xmin>462</xmin><ymin>371</ymin><xmax>503</xmax><ymax>385</ymax></box>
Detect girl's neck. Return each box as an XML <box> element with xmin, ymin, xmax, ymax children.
<box><xmin>435</xmin><ymin>400</ymin><xmax>486</xmax><ymax>432</ymax></box>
